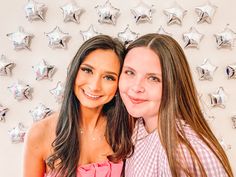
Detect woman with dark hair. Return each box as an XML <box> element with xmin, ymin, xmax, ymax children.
<box><xmin>23</xmin><ymin>35</ymin><xmax>133</xmax><ymax>177</ymax></box>
<box><xmin>119</xmin><ymin>33</ymin><xmax>233</xmax><ymax>177</ymax></box>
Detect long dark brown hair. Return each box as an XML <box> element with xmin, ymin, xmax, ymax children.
<box><xmin>47</xmin><ymin>35</ymin><xmax>133</xmax><ymax>177</ymax></box>
<box><xmin>126</xmin><ymin>34</ymin><xmax>233</xmax><ymax>177</ymax></box>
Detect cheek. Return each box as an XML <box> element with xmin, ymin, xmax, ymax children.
<box><xmin>105</xmin><ymin>81</ymin><xmax>118</xmax><ymax>96</ymax></box>
<box><xmin>119</xmin><ymin>75</ymin><xmax>128</xmax><ymax>92</ymax></box>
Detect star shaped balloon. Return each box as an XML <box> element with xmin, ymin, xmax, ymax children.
<box><xmin>45</xmin><ymin>26</ymin><xmax>70</xmax><ymax>49</ymax></box>
<box><xmin>130</xmin><ymin>1</ymin><xmax>154</xmax><ymax>24</ymax></box>
<box><xmin>196</xmin><ymin>59</ymin><xmax>217</xmax><ymax>81</ymax></box>
<box><xmin>118</xmin><ymin>25</ymin><xmax>139</xmax><ymax>47</ymax></box>
<box><xmin>183</xmin><ymin>27</ymin><xmax>204</xmax><ymax>48</ymax></box>
<box><xmin>8</xmin><ymin>122</ymin><xmax>27</xmax><ymax>143</ymax></box>
<box><xmin>214</xmin><ymin>25</ymin><xmax>236</xmax><ymax>49</ymax></box>
<box><xmin>6</xmin><ymin>26</ymin><xmax>34</xmax><ymax>50</ymax></box>
<box><xmin>8</xmin><ymin>80</ymin><xmax>33</xmax><ymax>101</ymax></box>
<box><xmin>50</xmin><ymin>81</ymin><xmax>65</xmax><ymax>103</ymax></box>
<box><xmin>163</xmin><ymin>2</ymin><xmax>187</xmax><ymax>25</ymax></box>
<box><xmin>61</xmin><ymin>1</ymin><xmax>83</xmax><ymax>23</ymax></box>
<box><xmin>80</xmin><ymin>25</ymin><xmax>100</xmax><ymax>41</ymax></box>
<box><xmin>30</xmin><ymin>103</ymin><xmax>53</xmax><ymax>122</ymax></box>
<box><xmin>0</xmin><ymin>55</ymin><xmax>15</xmax><ymax>76</ymax></box>
<box><xmin>24</xmin><ymin>0</ymin><xmax>47</xmax><ymax>22</ymax></box>
<box><xmin>195</xmin><ymin>2</ymin><xmax>217</xmax><ymax>24</ymax></box>
<box><xmin>208</xmin><ymin>87</ymin><xmax>227</xmax><ymax>108</ymax></box>
<box><xmin>0</xmin><ymin>104</ymin><xmax>8</xmax><ymax>122</ymax></box>
<box><xmin>219</xmin><ymin>137</ymin><xmax>231</xmax><ymax>151</ymax></box>
<box><xmin>156</xmin><ymin>26</ymin><xmax>172</xmax><ymax>36</ymax></box>
<box><xmin>226</xmin><ymin>63</ymin><xmax>236</xmax><ymax>79</ymax></box>
<box><xmin>231</xmin><ymin>115</ymin><xmax>236</xmax><ymax>129</ymax></box>
<box><xmin>95</xmin><ymin>0</ymin><xmax>120</xmax><ymax>25</ymax></box>
<box><xmin>32</xmin><ymin>59</ymin><xmax>55</xmax><ymax>81</ymax></box>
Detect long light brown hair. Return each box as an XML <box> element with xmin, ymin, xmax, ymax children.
<box><xmin>126</xmin><ymin>33</ymin><xmax>233</xmax><ymax>177</ymax></box>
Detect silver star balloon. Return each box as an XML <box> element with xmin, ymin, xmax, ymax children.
<box><xmin>156</xmin><ymin>26</ymin><xmax>172</xmax><ymax>36</ymax></box>
<box><xmin>30</xmin><ymin>103</ymin><xmax>53</xmax><ymax>122</ymax></box>
<box><xmin>24</xmin><ymin>0</ymin><xmax>47</xmax><ymax>22</ymax></box>
<box><xmin>8</xmin><ymin>122</ymin><xmax>27</xmax><ymax>143</ymax></box>
<box><xmin>32</xmin><ymin>59</ymin><xmax>55</xmax><ymax>81</ymax></box>
<box><xmin>8</xmin><ymin>80</ymin><xmax>33</xmax><ymax>101</ymax></box>
<box><xmin>50</xmin><ymin>81</ymin><xmax>65</xmax><ymax>103</ymax></box>
<box><xmin>226</xmin><ymin>63</ymin><xmax>236</xmax><ymax>79</ymax></box>
<box><xmin>45</xmin><ymin>26</ymin><xmax>70</xmax><ymax>49</ymax></box>
<box><xmin>0</xmin><ymin>104</ymin><xmax>8</xmax><ymax>122</ymax></box>
<box><xmin>130</xmin><ymin>1</ymin><xmax>154</xmax><ymax>24</ymax></box>
<box><xmin>80</xmin><ymin>25</ymin><xmax>100</xmax><ymax>41</ymax></box>
<box><xmin>208</xmin><ymin>87</ymin><xmax>227</xmax><ymax>108</ymax></box>
<box><xmin>163</xmin><ymin>2</ymin><xmax>187</xmax><ymax>25</ymax></box>
<box><xmin>231</xmin><ymin>115</ymin><xmax>236</xmax><ymax>129</ymax></box>
<box><xmin>219</xmin><ymin>137</ymin><xmax>231</xmax><ymax>151</ymax></box>
<box><xmin>197</xmin><ymin>59</ymin><xmax>217</xmax><ymax>81</ymax></box>
<box><xmin>183</xmin><ymin>27</ymin><xmax>204</xmax><ymax>48</ymax></box>
<box><xmin>95</xmin><ymin>0</ymin><xmax>120</xmax><ymax>25</ymax></box>
<box><xmin>0</xmin><ymin>55</ymin><xmax>15</xmax><ymax>76</ymax></box>
<box><xmin>6</xmin><ymin>26</ymin><xmax>34</xmax><ymax>50</ymax></box>
<box><xmin>214</xmin><ymin>26</ymin><xmax>236</xmax><ymax>49</ymax></box>
<box><xmin>195</xmin><ymin>2</ymin><xmax>217</xmax><ymax>24</ymax></box>
<box><xmin>118</xmin><ymin>25</ymin><xmax>139</xmax><ymax>46</ymax></box>
<box><xmin>61</xmin><ymin>1</ymin><xmax>83</xmax><ymax>23</ymax></box>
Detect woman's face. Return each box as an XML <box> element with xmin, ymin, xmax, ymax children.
<box><xmin>74</xmin><ymin>49</ymin><xmax>120</xmax><ymax>109</ymax></box>
<box><xmin>119</xmin><ymin>47</ymin><xmax>162</xmax><ymax>119</ymax></box>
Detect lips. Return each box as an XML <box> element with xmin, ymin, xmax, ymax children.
<box><xmin>82</xmin><ymin>89</ymin><xmax>102</xmax><ymax>100</ymax></box>
<box><xmin>128</xmin><ymin>95</ymin><xmax>147</xmax><ymax>104</ymax></box>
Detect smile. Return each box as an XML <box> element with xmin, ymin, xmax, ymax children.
<box><xmin>83</xmin><ymin>89</ymin><xmax>101</xmax><ymax>100</ymax></box>
<box><xmin>128</xmin><ymin>95</ymin><xmax>147</xmax><ymax>104</ymax></box>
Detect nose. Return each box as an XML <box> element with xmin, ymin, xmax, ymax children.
<box><xmin>89</xmin><ymin>76</ymin><xmax>102</xmax><ymax>91</ymax></box>
<box><xmin>131</xmin><ymin>78</ymin><xmax>145</xmax><ymax>93</ymax></box>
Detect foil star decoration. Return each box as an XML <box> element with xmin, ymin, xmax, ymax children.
<box><xmin>118</xmin><ymin>25</ymin><xmax>139</xmax><ymax>47</ymax></box>
<box><xmin>0</xmin><ymin>104</ymin><xmax>8</xmax><ymax>122</ymax></box>
<box><xmin>60</xmin><ymin>1</ymin><xmax>83</xmax><ymax>23</ymax></box>
<box><xmin>30</xmin><ymin>103</ymin><xmax>53</xmax><ymax>122</ymax></box>
<box><xmin>197</xmin><ymin>59</ymin><xmax>217</xmax><ymax>81</ymax></box>
<box><xmin>0</xmin><ymin>55</ymin><xmax>15</xmax><ymax>76</ymax></box>
<box><xmin>214</xmin><ymin>25</ymin><xmax>236</xmax><ymax>49</ymax></box>
<box><xmin>208</xmin><ymin>87</ymin><xmax>227</xmax><ymax>108</ymax></box>
<box><xmin>130</xmin><ymin>1</ymin><xmax>154</xmax><ymax>24</ymax></box>
<box><xmin>195</xmin><ymin>2</ymin><xmax>217</xmax><ymax>24</ymax></box>
<box><xmin>8</xmin><ymin>80</ymin><xmax>33</xmax><ymax>101</ymax></box>
<box><xmin>163</xmin><ymin>2</ymin><xmax>187</xmax><ymax>25</ymax></box>
<box><xmin>183</xmin><ymin>27</ymin><xmax>204</xmax><ymax>48</ymax></box>
<box><xmin>219</xmin><ymin>137</ymin><xmax>231</xmax><ymax>151</ymax></box>
<box><xmin>156</xmin><ymin>26</ymin><xmax>172</xmax><ymax>36</ymax></box>
<box><xmin>50</xmin><ymin>81</ymin><xmax>65</xmax><ymax>103</ymax></box>
<box><xmin>231</xmin><ymin>115</ymin><xmax>236</xmax><ymax>129</ymax></box>
<box><xmin>80</xmin><ymin>25</ymin><xmax>100</xmax><ymax>41</ymax></box>
<box><xmin>6</xmin><ymin>26</ymin><xmax>34</xmax><ymax>50</ymax></box>
<box><xmin>8</xmin><ymin>122</ymin><xmax>27</xmax><ymax>143</ymax></box>
<box><xmin>95</xmin><ymin>0</ymin><xmax>120</xmax><ymax>25</ymax></box>
<box><xmin>32</xmin><ymin>59</ymin><xmax>55</xmax><ymax>81</ymax></box>
<box><xmin>24</xmin><ymin>0</ymin><xmax>47</xmax><ymax>22</ymax></box>
<box><xmin>226</xmin><ymin>63</ymin><xmax>236</xmax><ymax>79</ymax></box>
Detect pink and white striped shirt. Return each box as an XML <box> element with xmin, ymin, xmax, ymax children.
<box><xmin>125</xmin><ymin>118</ymin><xmax>228</xmax><ymax>177</ymax></box>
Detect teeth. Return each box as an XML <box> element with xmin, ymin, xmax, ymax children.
<box><xmin>84</xmin><ymin>90</ymin><xmax>100</xmax><ymax>98</ymax></box>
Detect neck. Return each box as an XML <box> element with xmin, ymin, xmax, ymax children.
<box><xmin>142</xmin><ymin>116</ymin><xmax>158</xmax><ymax>133</ymax></box>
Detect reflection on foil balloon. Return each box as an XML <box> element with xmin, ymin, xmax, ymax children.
<box><xmin>45</xmin><ymin>26</ymin><xmax>70</xmax><ymax>49</ymax></box>
<box><xmin>6</xmin><ymin>26</ymin><xmax>34</xmax><ymax>50</ymax></box>
<box><xmin>61</xmin><ymin>1</ymin><xmax>83</xmax><ymax>23</ymax></box>
<box><xmin>183</xmin><ymin>27</ymin><xmax>204</xmax><ymax>48</ymax></box>
<box><xmin>8</xmin><ymin>123</ymin><xmax>27</xmax><ymax>143</ymax></box>
<box><xmin>0</xmin><ymin>104</ymin><xmax>8</xmax><ymax>122</ymax></box>
<box><xmin>80</xmin><ymin>25</ymin><xmax>100</xmax><ymax>41</ymax></box>
<box><xmin>163</xmin><ymin>2</ymin><xmax>187</xmax><ymax>25</ymax></box>
<box><xmin>226</xmin><ymin>63</ymin><xmax>236</xmax><ymax>79</ymax></box>
<box><xmin>231</xmin><ymin>115</ymin><xmax>236</xmax><ymax>129</ymax></box>
<box><xmin>95</xmin><ymin>0</ymin><xmax>120</xmax><ymax>25</ymax></box>
<box><xmin>118</xmin><ymin>25</ymin><xmax>139</xmax><ymax>46</ymax></box>
<box><xmin>208</xmin><ymin>87</ymin><xmax>226</xmax><ymax>108</ymax></box>
<box><xmin>197</xmin><ymin>59</ymin><xmax>217</xmax><ymax>81</ymax></box>
<box><xmin>0</xmin><ymin>55</ymin><xmax>15</xmax><ymax>76</ymax></box>
<box><xmin>214</xmin><ymin>25</ymin><xmax>236</xmax><ymax>49</ymax></box>
<box><xmin>50</xmin><ymin>81</ymin><xmax>65</xmax><ymax>103</ymax></box>
<box><xmin>195</xmin><ymin>2</ymin><xmax>217</xmax><ymax>24</ymax></box>
<box><xmin>24</xmin><ymin>0</ymin><xmax>47</xmax><ymax>22</ymax></box>
<box><xmin>30</xmin><ymin>103</ymin><xmax>53</xmax><ymax>122</ymax></box>
<box><xmin>32</xmin><ymin>59</ymin><xmax>55</xmax><ymax>81</ymax></box>
<box><xmin>8</xmin><ymin>80</ymin><xmax>33</xmax><ymax>101</ymax></box>
<box><xmin>156</xmin><ymin>26</ymin><xmax>172</xmax><ymax>36</ymax></box>
<box><xmin>219</xmin><ymin>137</ymin><xmax>231</xmax><ymax>151</ymax></box>
<box><xmin>130</xmin><ymin>1</ymin><xmax>154</xmax><ymax>24</ymax></box>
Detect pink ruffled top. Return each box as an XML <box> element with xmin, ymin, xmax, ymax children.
<box><xmin>45</xmin><ymin>160</ymin><xmax>123</xmax><ymax>177</ymax></box>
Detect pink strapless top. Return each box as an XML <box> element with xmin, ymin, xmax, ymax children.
<box><xmin>45</xmin><ymin>160</ymin><xmax>123</xmax><ymax>177</ymax></box>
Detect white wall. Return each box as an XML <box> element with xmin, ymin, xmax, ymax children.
<box><xmin>0</xmin><ymin>0</ymin><xmax>235</xmax><ymax>176</ymax></box>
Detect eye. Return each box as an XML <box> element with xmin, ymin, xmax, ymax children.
<box><xmin>104</xmin><ymin>75</ymin><xmax>116</xmax><ymax>81</ymax></box>
<box><xmin>148</xmin><ymin>76</ymin><xmax>161</xmax><ymax>82</ymax></box>
<box><xmin>81</xmin><ymin>67</ymin><xmax>92</xmax><ymax>74</ymax></box>
<box><xmin>124</xmin><ymin>70</ymin><xmax>134</xmax><ymax>75</ymax></box>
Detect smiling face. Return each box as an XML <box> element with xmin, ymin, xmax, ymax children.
<box><xmin>119</xmin><ymin>47</ymin><xmax>162</xmax><ymax>119</ymax></box>
<box><xmin>74</xmin><ymin>49</ymin><xmax>120</xmax><ymax>110</ymax></box>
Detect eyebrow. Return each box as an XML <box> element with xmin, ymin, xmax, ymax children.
<box><xmin>123</xmin><ymin>66</ymin><xmax>162</xmax><ymax>76</ymax></box>
<box><xmin>81</xmin><ymin>63</ymin><xmax>118</xmax><ymax>76</ymax></box>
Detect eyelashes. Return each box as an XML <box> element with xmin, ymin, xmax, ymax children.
<box><xmin>80</xmin><ymin>67</ymin><xmax>116</xmax><ymax>81</ymax></box>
